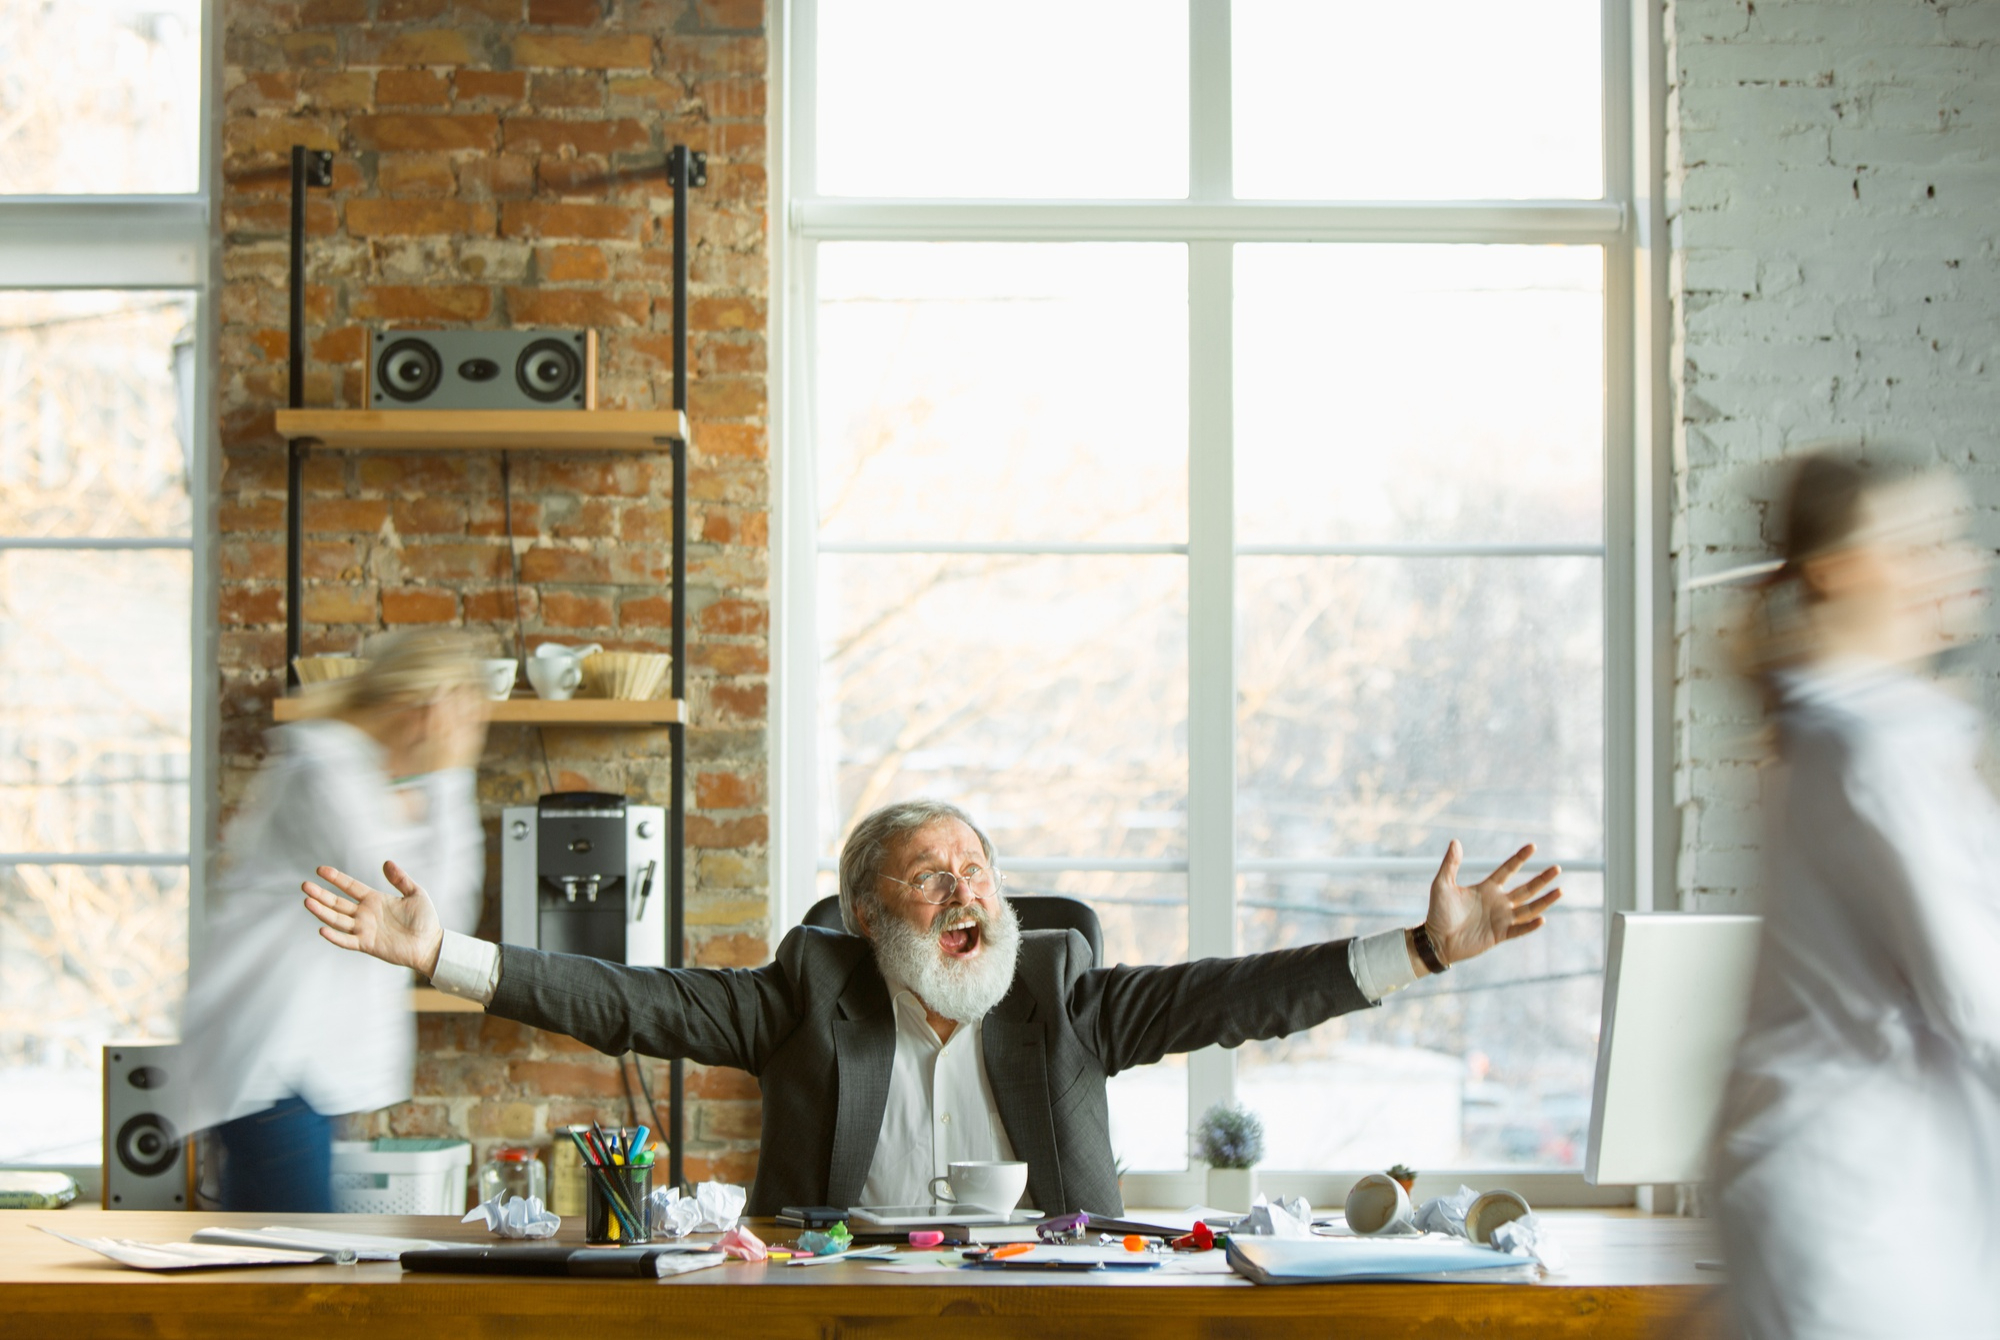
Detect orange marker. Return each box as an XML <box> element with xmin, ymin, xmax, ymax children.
<box><xmin>991</xmin><ymin>1243</ymin><xmax>1034</xmax><ymax>1259</ymax></box>
<box><xmin>1123</xmin><ymin>1235</ymin><xmax>1146</xmax><ymax>1252</ymax></box>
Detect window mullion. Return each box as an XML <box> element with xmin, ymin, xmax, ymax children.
<box><xmin>1188</xmin><ymin>0</ymin><xmax>1232</xmax><ymax>201</ymax></box>
<box><xmin>1187</xmin><ymin>237</ymin><xmax>1235</xmax><ymax>1127</ymax></box>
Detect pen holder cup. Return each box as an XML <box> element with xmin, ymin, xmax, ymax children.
<box><xmin>585</xmin><ymin>1165</ymin><xmax>652</xmax><ymax>1245</ymax></box>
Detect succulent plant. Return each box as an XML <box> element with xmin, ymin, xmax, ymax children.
<box><xmin>1193</xmin><ymin>1102</ymin><xmax>1265</xmax><ymax>1170</ymax></box>
<box><xmin>1387</xmin><ymin>1163</ymin><xmax>1417</xmax><ymax>1193</ymax></box>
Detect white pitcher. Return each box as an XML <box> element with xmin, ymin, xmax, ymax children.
<box><xmin>527</xmin><ymin>642</ymin><xmax>602</xmax><ymax>701</ymax></box>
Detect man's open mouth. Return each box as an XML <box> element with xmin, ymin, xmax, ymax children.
<box><xmin>937</xmin><ymin>916</ymin><xmax>983</xmax><ymax>958</ymax></box>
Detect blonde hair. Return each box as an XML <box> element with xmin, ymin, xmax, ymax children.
<box><xmin>296</xmin><ymin>630</ymin><xmax>483</xmax><ymax>719</ymax></box>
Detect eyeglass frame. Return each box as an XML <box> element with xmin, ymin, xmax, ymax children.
<box><xmin>880</xmin><ymin>863</ymin><xmax>1007</xmax><ymax>905</ymax></box>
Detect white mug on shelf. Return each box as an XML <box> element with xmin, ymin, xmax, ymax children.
<box><xmin>926</xmin><ymin>1160</ymin><xmax>1028</xmax><ymax>1215</ymax></box>
<box><xmin>479</xmin><ymin>658</ymin><xmax>518</xmax><ymax>702</ymax></box>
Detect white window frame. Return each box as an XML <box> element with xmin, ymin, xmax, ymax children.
<box><xmin>774</xmin><ymin>0</ymin><xmax>1670</xmax><ymax>1207</ymax></box>
<box><xmin>0</xmin><ymin>0</ymin><xmax>218</xmax><ymax>1187</ymax></box>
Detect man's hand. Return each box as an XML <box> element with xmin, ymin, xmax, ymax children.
<box><xmin>303</xmin><ymin>860</ymin><xmax>445</xmax><ymax>979</ymax></box>
<box><xmin>1418</xmin><ymin>841</ymin><xmax>1562</xmax><ymax>972</ymax></box>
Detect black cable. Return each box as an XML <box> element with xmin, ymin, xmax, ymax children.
<box><xmin>628</xmin><ymin>1053</ymin><xmax>673</xmax><ymax>1176</ymax></box>
<box><xmin>617</xmin><ymin>1051</ymin><xmax>641</xmax><ymax>1131</ymax></box>
<box><xmin>499</xmin><ymin>450</ymin><xmax>527</xmax><ymax>663</ymax></box>
<box><xmin>499</xmin><ymin>450</ymin><xmax>556</xmax><ymax>793</ymax></box>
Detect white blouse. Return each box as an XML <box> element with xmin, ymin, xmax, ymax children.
<box><xmin>180</xmin><ymin>719</ymin><xmax>483</xmax><ymax>1132</ymax></box>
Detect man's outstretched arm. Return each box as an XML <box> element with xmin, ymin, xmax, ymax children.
<box><xmin>304</xmin><ymin>861</ymin><xmax>798</xmax><ymax>1073</ymax></box>
<box><xmin>1077</xmin><ymin>841</ymin><xmax>1562</xmax><ymax>1073</ymax></box>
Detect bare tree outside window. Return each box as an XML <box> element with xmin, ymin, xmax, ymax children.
<box><xmin>0</xmin><ymin>292</ymin><xmax>194</xmax><ymax>1163</ymax></box>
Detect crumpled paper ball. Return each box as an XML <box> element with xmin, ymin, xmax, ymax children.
<box><xmin>461</xmin><ymin>1190</ymin><xmax>561</xmax><ymax>1239</ymax></box>
<box><xmin>646</xmin><ymin>1180</ymin><xmax>748</xmax><ymax>1238</ymax></box>
<box><xmin>1413</xmin><ymin>1184</ymin><xmax>1480</xmax><ymax>1237</ymax></box>
<box><xmin>1238</xmin><ymin>1194</ymin><xmax>1314</xmax><ymax>1237</ymax></box>
<box><xmin>1490</xmin><ymin>1212</ymin><xmax>1568</xmax><ymax>1273</ymax></box>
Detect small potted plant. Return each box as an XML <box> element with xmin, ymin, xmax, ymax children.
<box><xmin>1194</xmin><ymin>1102</ymin><xmax>1265</xmax><ymax>1212</ymax></box>
<box><xmin>1387</xmin><ymin>1163</ymin><xmax>1417</xmax><ymax>1197</ymax></box>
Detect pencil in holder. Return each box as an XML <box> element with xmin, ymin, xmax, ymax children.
<box><xmin>585</xmin><ymin>1164</ymin><xmax>651</xmax><ymax>1245</ymax></box>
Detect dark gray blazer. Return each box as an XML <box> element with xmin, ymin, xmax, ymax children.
<box><xmin>488</xmin><ymin>924</ymin><xmax>1376</xmax><ymax>1216</ymax></box>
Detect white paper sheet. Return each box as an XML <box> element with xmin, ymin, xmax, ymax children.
<box><xmin>38</xmin><ymin>1226</ymin><xmax>340</xmax><ymax>1272</ymax></box>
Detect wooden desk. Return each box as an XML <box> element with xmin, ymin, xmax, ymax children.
<box><xmin>4</xmin><ymin>1209</ymin><xmax>1729</xmax><ymax>1339</ymax></box>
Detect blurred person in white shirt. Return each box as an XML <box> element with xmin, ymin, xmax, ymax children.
<box><xmin>180</xmin><ymin>631</ymin><xmax>488</xmax><ymax>1212</ymax></box>
<box><xmin>1715</xmin><ymin>450</ymin><xmax>2000</xmax><ymax>1339</ymax></box>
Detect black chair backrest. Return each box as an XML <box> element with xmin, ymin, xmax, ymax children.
<box><xmin>801</xmin><ymin>893</ymin><xmax>1104</xmax><ymax>969</ymax></box>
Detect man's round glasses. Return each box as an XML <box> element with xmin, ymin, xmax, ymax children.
<box><xmin>884</xmin><ymin>864</ymin><xmax>1004</xmax><ymax>904</ymax></box>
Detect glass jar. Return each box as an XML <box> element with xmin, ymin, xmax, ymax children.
<box><xmin>477</xmin><ymin>1146</ymin><xmax>547</xmax><ymax>1206</ymax></box>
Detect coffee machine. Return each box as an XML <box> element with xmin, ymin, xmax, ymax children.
<box><xmin>500</xmin><ymin>792</ymin><xmax>668</xmax><ymax>966</ymax></box>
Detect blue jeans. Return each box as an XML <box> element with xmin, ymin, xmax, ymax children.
<box><xmin>214</xmin><ymin>1096</ymin><xmax>333</xmax><ymax>1213</ymax></box>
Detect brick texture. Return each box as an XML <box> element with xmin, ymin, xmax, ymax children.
<box><xmin>221</xmin><ymin>0</ymin><xmax>771</xmax><ymax>1187</ymax></box>
<box><xmin>1666</xmin><ymin>0</ymin><xmax>2000</xmax><ymax>912</ymax></box>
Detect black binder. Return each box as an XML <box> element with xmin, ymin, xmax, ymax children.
<box><xmin>400</xmin><ymin>1245</ymin><xmax>713</xmax><ymax>1277</ymax></box>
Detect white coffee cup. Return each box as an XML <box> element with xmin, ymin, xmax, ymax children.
<box><xmin>480</xmin><ymin>657</ymin><xmax>518</xmax><ymax>702</ymax></box>
<box><xmin>526</xmin><ymin>657</ymin><xmax>581</xmax><ymax>701</ymax></box>
<box><xmin>1344</xmin><ymin>1173</ymin><xmax>1415</xmax><ymax>1235</ymax></box>
<box><xmin>927</xmin><ymin>1160</ymin><xmax>1028</xmax><ymax>1216</ymax></box>
<box><xmin>1465</xmin><ymin>1189</ymin><xmax>1531</xmax><ymax>1245</ymax></box>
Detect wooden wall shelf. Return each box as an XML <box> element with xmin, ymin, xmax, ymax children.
<box><xmin>273</xmin><ymin>408</ymin><xmax>688</xmax><ymax>451</ymax></box>
<box><xmin>274</xmin><ymin>697</ymin><xmax>685</xmax><ymax>725</ymax></box>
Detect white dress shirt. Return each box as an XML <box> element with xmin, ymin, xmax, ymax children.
<box><xmin>430</xmin><ymin>925</ymin><xmax>1420</xmax><ymax>1200</ymax></box>
<box><xmin>180</xmin><ymin>720</ymin><xmax>484</xmax><ymax>1133</ymax></box>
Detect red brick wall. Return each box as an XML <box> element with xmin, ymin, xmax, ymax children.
<box><xmin>217</xmin><ymin>0</ymin><xmax>770</xmax><ymax>1189</ymax></box>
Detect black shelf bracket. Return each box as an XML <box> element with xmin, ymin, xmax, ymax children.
<box><xmin>664</xmin><ymin>141</ymin><xmax>702</xmax><ymax>1194</ymax></box>
<box><xmin>285</xmin><ymin>146</ymin><xmax>334</xmax><ymax>686</ymax></box>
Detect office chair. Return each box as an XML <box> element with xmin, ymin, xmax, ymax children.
<box><xmin>801</xmin><ymin>892</ymin><xmax>1105</xmax><ymax>969</ymax></box>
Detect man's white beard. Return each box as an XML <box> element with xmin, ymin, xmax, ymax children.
<box><xmin>870</xmin><ymin>896</ymin><xmax>1021</xmax><ymax>1025</ymax></box>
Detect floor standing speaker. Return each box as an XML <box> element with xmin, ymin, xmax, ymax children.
<box><xmin>102</xmin><ymin>1042</ymin><xmax>189</xmax><ymax>1209</ymax></box>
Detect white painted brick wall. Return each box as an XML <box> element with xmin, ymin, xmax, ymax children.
<box><xmin>1666</xmin><ymin>0</ymin><xmax>2000</xmax><ymax>911</ymax></box>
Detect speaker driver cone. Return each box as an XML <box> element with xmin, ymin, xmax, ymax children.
<box><xmin>516</xmin><ymin>338</ymin><xmax>583</xmax><ymax>403</ymax></box>
<box><xmin>376</xmin><ymin>337</ymin><xmax>443</xmax><ymax>403</ymax></box>
<box><xmin>116</xmin><ymin>1113</ymin><xmax>180</xmax><ymax>1178</ymax></box>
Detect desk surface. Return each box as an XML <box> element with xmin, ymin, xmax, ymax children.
<box><xmin>4</xmin><ymin>1209</ymin><xmax>1729</xmax><ymax>1340</ymax></box>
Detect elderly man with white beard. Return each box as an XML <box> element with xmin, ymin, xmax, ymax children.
<box><xmin>303</xmin><ymin>798</ymin><xmax>1561</xmax><ymax>1216</ymax></box>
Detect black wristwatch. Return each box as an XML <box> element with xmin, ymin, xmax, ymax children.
<box><xmin>1410</xmin><ymin>923</ymin><xmax>1450</xmax><ymax>975</ymax></box>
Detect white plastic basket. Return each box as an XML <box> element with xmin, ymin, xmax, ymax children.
<box><xmin>330</xmin><ymin>1138</ymin><xmax>472</xmax><ymax>1215</ymax></box>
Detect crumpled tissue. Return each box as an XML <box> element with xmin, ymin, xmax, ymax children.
<box><xmin>717</xmin><ymin>1224</ymin><xmax>768</xmax><ymax>1262</ymax></box>
<box><xmin>1413</xmin><ymin>1184</ymin><xmax>1480</xmax><ymax>1238</ymax></box>
<box><xmin>461</xmin><ymin>1190</ymin><xmax>561</xmax><ymax>1239</ymax></box>
<box><xmin>646</xmin><ymin>1180</ymin><xmax>747</xmax><ymax>1237</ymax></box>
<box><xmin>796</xmin><ymin>1222</ymin><xmax>852</xmax><ymax>1255</ymax></box>
<box><xmin>1489</xmin><ymin>1212</ymin><xmax>1568</xmax><ymax>1273</ymax></box>
<box><xmin>1238</xmin><ymin>1194</ymin><xmax>1314</xmax><ymax>1237</ymax></box>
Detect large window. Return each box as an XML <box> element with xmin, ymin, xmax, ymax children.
<box><xmin>0</xmin><ymin>0</ymin><xmax>208</xmax><ymax>1171</ymax></box>
<box><xmin>783</xmin><ymin>0</ymin><xmax>1633</xmax><ymax>1196</ymax></box>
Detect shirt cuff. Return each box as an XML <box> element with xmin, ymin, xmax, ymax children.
<box><xmin>1349</xmin><ymin>928</ymin><xmax>1421</xmax><ymax>1003</ymax></box>
<box><xmin>430</xmin><ymin>930</ymin><xmax>501</xmax><ymax>1006</ymax></box>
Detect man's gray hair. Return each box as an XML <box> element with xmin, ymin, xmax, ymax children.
<box><xmin>836</xmin><ymin>799</ymin><xmax>997</xmax><ymax>936</ymax></box>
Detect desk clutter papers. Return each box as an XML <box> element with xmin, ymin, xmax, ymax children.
<box><xmin>649</xmin><ymin>1181</ymin><xmax>746</xmax><ymax>1237</ymax></box>
<box><xmin>1225</xmin><ymin>1235</ymin><xmax>1536</xmax><ymax>1285</ymax></box>
<box><xmin>399</xmin><ymin>1244</ymin><xmax>728</xmax><ymax>1278</ymax></box>
<box><xmin>192</xmin><ymin>1226</ymin><xmax>453</xmax><ymax>1261</ymax></box>
<box><xmin>37</xmin><ymin>1226</ymin><xmax>346</xmax><ymax>1271</ymax></box>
